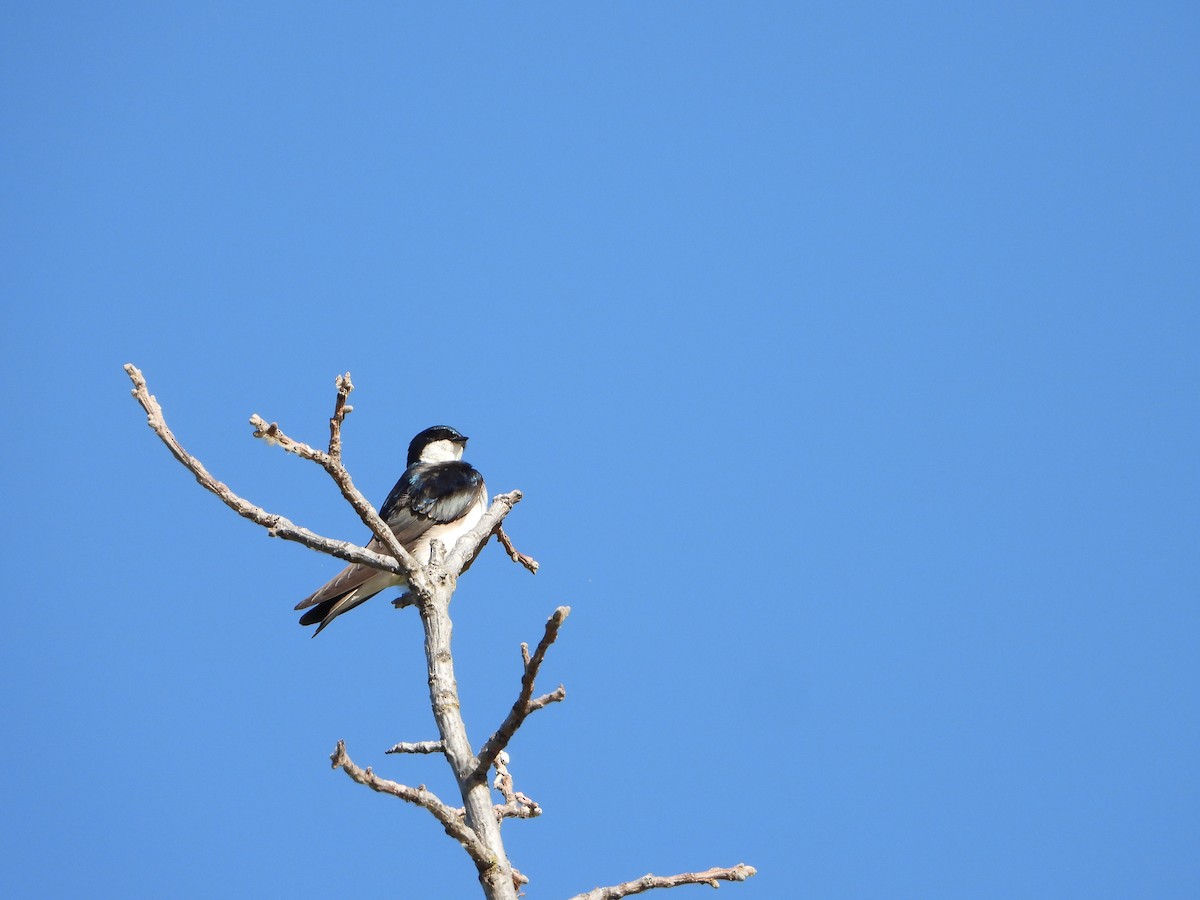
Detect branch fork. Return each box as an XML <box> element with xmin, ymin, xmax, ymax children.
<box><xmin>492</xmin><ymin>751</ymin><xmax>542</xmax><ymax>821</ymax></box>
<box><xmin>331</xmin><ymin>740</ymin><xmax>490</xmax><ymax>865</ymax></box>
<box><xmin>474</xmin><ymin>607</ymin><xmax>570</xmax><ymax>781</ymax></box>
<box><xmin>247</xmin><ymin>408</ymin><xmax>424</xmax><ymax>592</ymax></box>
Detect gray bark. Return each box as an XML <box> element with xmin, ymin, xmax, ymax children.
<box><xmin>420</xmin><ymin>572</ymin><xmax>517</xmax><ymax>898</ymax></box>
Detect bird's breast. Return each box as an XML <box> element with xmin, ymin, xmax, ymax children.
<box><xmin>408</xmin><ymin>488</ymin><xmax>488</xmax><ymax>565</ymax></box>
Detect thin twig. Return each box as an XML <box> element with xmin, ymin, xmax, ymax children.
<box><xmin>327</xmin><ymin>372</ymin><xmax>353</xmax><ymax>462</ymax></box>
<box><xmin>474</xmin><ymin>607</ymin><xmax>570</xmax><ymax>779</ymax></box>
<box><xmin>444</xmin><ymin>491</ymin><xmax>528</xmax><ymax>577</ymax></box>
<box><xmin>331</xmin><ymin>740</ymin><xmax>491</xmax><ymax>866</ymax></box>
<box><xmin>496</xmin><ymin>526</ymin><xmax>539</xmax><ymax>574</ymax></box>
<box><xmin>567</xmin><ymin>865</ymin><xmax>758</xmax><ymax>900</ymax></box>
<box><xmin>248</xmin><ymin>412</ymin><xmax>423</xmax><ymax>588</ymax></box>
<box><xmin>493</xmin><ymin>797</ymin><xmax>540</xmax><ymax>820</ymax></box>
<box><xmin>385</xmin><ymin>740</ymin><xmax>446</xmax><ymax>755</ymax></box>
<box><xmin>528</xmin><ymin>685</ymin><xmax>567</xmax><ymax>713</ymax></box>
<box><xmin>123</xmin><ymin>364</ymin><xmax>409</xmax><ymax>577</ymax></box>
<box><xmin>492</xmin><ymin>751</ymin><xmax>541</xmax><ymax>821</ymax></box>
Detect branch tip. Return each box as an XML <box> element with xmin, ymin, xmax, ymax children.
<box><xmin>497</xmin><ymin>525</ymin><xmax>539</xmax><ymax>574</ymax></box>
<box><xmin>443</xmin><ymin>491</ymin><xmax>532</xmax><ymax>576</ymax></box>
<box><xmin>474</xmin><ymin>605</ymin><xmax>571</xmax><ymax>777</ymax></box>
<box><xmin>568</xmin><ymin>865</ymin><xmax>757</xmax><ymax>900</ymax></box>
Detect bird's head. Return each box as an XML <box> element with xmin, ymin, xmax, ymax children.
<box><xmin>407</xmin><ymin>425</ymin><xmax>469</xmax><ymax>467</ymax></box>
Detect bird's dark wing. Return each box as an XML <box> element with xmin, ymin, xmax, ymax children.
<box><xmin>379</xmin><ymin>461</ymin><xmax>486</xmax><ymax>545</ymax></box>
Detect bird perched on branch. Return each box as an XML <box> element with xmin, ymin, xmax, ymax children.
<box><xmin>295</xmin><ymin>425</ymin><xmax>487</xmax><ymax>635</ymax></box>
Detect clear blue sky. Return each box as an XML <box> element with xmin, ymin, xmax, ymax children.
<box><xmin>2</xmin><ymin>3</ymin><xmax>1197</xmax><ymax>898</ymax></box>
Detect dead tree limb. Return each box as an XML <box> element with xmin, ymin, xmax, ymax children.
<box><xmin>568</xmin><ymin>865</ymin><xmax>758</xmax><ymax>900</ymax></box>
<box><xmin>124</xmin><ymin>363</ymin><xmax>754</xmax><ymax>900</ymax></box>
<box><xmin>492</xmin><ymin>751</ymin><xmax>542</xmax><ymax>821</ymax></box>
<box><xmin>248</xmin><ymin>389</ymin><xmax>424</xmax><ymax>590</ymax></box>
<box><xmin>124</xmin><ymin>364</ymin><xmax>410</xmax><ymax>577</ymax></box>
<box><xmin>497</xmin><ymin>525</ymin><xmax>540</xmax><ymax>574</ymax></box>
<box><xmin>331</xmin><ymin>740</ymin><xmax>490</xmax><ymax>864</ymax></box>
<box><xmin>475</xmin><ymin>607</ymin><xmax>569</xmax><ymax>780</ymax></box>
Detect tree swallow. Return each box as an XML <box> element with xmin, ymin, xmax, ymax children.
<box><xmin>295</xmin><ymin>425</ymin><xmax>487</xmax><ymax>635</ymax></box>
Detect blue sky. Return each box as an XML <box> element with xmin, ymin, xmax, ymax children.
<box><xmin>2</xmin><ymin>3</ymin><xmax>1197</xmax><ymax>898</ymax></box>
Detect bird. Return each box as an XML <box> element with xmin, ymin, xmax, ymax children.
<box><xmin>295</xmin><ymin>425</ymin><xmax>487</xmax><ymax>635</ymax></box>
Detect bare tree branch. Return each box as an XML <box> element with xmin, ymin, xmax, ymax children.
<box><xmin>331</xmin><ymin>741</ymin><xmax>492</xmax><ymax>866</ymax></box>
<box><xmin>385</xmin><ymin>740</ymin><xmax>446</xmax><ymax>755</ymax></box>
<box><xmin>125</xmin><ymin>362</ymin><xmax>530</xmax><ymax>593</ymax></box>
<box><xmin>126</xmin><ymin>364</ymin><xmax>755</xmax><ymax>900</ymax></box>
<box><xmin>492</xmin><ymin>751</ymin><xmax>542</xmax><ymax>822</ymax></box>
<box><xmin>444</xmin><ymin>491</ymin><xmax>536</xmax><ymax>577</ymax></box>
<box><xmin>124</xmin><ymin>364</ymin><xmax>410</xmax><ymax>577</ymax></box>
<box><xmin>494</xmin><ymin>797</ymin><xmax>541</xmax><ymax>821</ymax></box>
<box><xmin>497</xmin><ymin>525</ymin><xmax>539</xmax><ymax>574</ymax></box>
<box><xmin>420</xmin><ymin>579</ymin><xmax>519</xmax><ymax>897</ymax></box>
<box><xmin>567</xmin><ymin>865</ymin><xmax>758</xmax><ymax>900</ymax></box>
<box><xmin>327</xmin><ymin>372</ymin><xmax>353</xmax><ymax>462</ymax></box>
<box><xmin>247</xmin><ymin>410</ymin><xmax>424</xmax><ymax>590</ymax></box>
<box><xmin>474</xmin><ymin>607</ymin><xmax>570</xmax><ymax>779</ymax></box>
<box><xmin>528</xmin><ymin>685</ymin><xmax>568</xmax><ymax>713</ymax></box>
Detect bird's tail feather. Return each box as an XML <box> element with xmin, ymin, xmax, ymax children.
<box><xmin>298</xmin><ymin>584</ymin><xmax>389</xmax><ymax>636</ymax></box>
<box><xmin>295</xmin><ymin>563</ymin><xmax>403</xmax><ymax>635</ymax></box>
